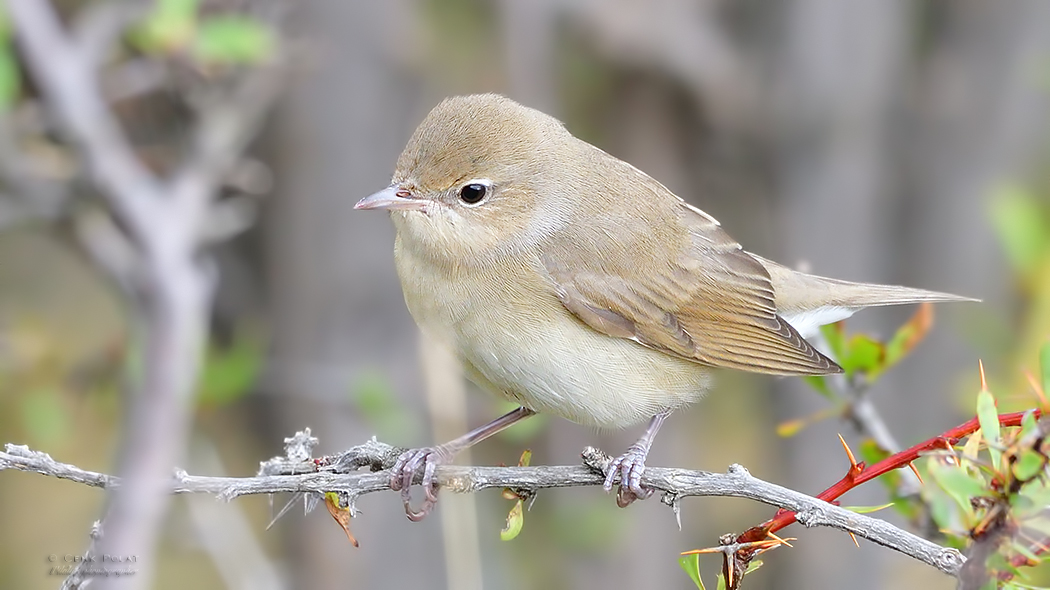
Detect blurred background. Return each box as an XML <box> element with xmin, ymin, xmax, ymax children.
<box><xmin>2</xmin><ymin>0</ymin><xmax>1050</xmax><ymax>589</ymax></box>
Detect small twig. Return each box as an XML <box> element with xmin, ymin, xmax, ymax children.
<box><xmin>759</xmin><ymin>410</ymin><xmax>1039</xmax><ymax>537</ymax></box>
<box><xmin>172</xmin><ymin>69</ymin><xmax>284</xmax><ymax>227</ymax></box>
<box><xmin>0</xmin><ymin>439</ymin><xmax>966</xmax><ymax>577</ymax></box>
<box><xmin>59</xmin><ymin>520</ymin><xmax>104</xmax><ymax>590</ymax></box>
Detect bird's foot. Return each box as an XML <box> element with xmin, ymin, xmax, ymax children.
<box><xmin>603</xmin><ymin>443</ymin><xmax>653</xmax><ymax>508</ymax></box>
<box><xmin>389</xmin><ymin>445</ymin><xmax>452</xmax><ymax>521</ymax></box>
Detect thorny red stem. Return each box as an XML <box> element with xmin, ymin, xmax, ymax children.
<box><xmin>737</xmin><ymin>410</ymin><xmax>1041</xmax><ymax>545</ymax></box>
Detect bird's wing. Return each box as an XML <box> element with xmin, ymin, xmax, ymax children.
<box><xmin>541</xmin><ymin>201</ymin><xmax>841</xmax><ymax>376</ymax></box>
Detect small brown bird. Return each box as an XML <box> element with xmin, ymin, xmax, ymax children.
<box><xmin>356</xmin><ymin>94</ymin><xmax>972</xmax><ymax>520</ymax></box>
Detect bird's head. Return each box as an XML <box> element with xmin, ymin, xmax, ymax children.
<box><xmin>355</xmin><ymin>94</ymin><xmax>577</xmax><ymax>264</ymax></box>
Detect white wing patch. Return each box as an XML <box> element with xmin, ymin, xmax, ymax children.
<box><xmin>780</xmin><ymin>306</ymin><xmax>856</xmax><ymax>339</ymax></box>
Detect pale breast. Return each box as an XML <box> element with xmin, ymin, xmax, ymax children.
<box><xmin>393</xmin><ymin>232</ymin><xmax>712</xmax><ymax>428</ymax></box>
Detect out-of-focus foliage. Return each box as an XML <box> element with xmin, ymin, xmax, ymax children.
<box><xmin>129</xmin><ymin>0</ymin><xmax>276</xmax><ymax>65</ymax></box>
<box><xmin>0</xmin><ymin>4</ymin><xmax>19</xmax><ymax>111</ymax></box>
<box><xmin>743</xmin><ymin>345</ymin><xmax>1050</xmax><ymax>590</ymax></box>
<box><xmin>989</xmin><ymin>184</ymin><xmax>1050</xmax><ymax>407</ymax></box>
<box><xmin>192</xmin><ymin>16</ymin><xmax>275</xmax><ymax>65</ymax></box>
<box><xmin>197</xmin><ymin>331</ymin><xmax>262</xmax><ymax>407</ymax></box>
<box><xmin>782</xmin><ymin>304</ymin><xmax>933</xmax><ymax>437</ymax></box>
<box><xmin>784</xmin><ymin>193</ymin><xmax>1050</xmax><ymax>587</ymax></box>
<box><xmin>351</xmin><ymin>371</ymin><xmax>418</xmax><ymax>441</ymax></box>
<box><xmin>920</xmin><ymin>370</ymin><xmax>1050</xmax><ymax>588</ymax></box>
<box><xmin>991</xmin><ymin>186</ymin><xmax>1050</xmax><ymax>282</ymax></box>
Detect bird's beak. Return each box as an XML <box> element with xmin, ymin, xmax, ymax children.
<box><xmin>354</xmin><ymin>185</ymin><xmax>428</xmax><ymax>211</ymax></box>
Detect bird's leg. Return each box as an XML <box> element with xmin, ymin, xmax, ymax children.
<box><xmin>603</xmin><ymin>409</ymin><xmax>672</xmax><ymax>508</ymax></box>
<box><xmin>391</xmin><ymin>406</ymin><xmax>536</xmax><ymax>521</ymax></box>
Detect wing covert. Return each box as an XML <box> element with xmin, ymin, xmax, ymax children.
<box><xmin>542</xmin><ymin>202</ymin><xmax>841</xmax><ymax>376</ymax></box>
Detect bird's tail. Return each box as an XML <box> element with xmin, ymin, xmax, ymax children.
<box><xmin>749</xmin><ymin>253</ymin><xmax>977</xmax><ymax>338</ymax></box>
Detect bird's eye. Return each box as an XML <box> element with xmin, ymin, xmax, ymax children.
<box><xmin>459</xmin><ymin>183</ymin><xmax>487</xmax><ymax>204</ymax></box>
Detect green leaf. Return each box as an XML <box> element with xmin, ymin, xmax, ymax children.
<box><xmin>1009</xmin><ymin>491</ymin><xmax>1035</xmax><ymax>513</ymax></box>
<box><xmin>976</xmin><ymin>389</ymin><xmax>1001</xmax><ymax>471</ymax></box>
<box><xmin>1018</xmin><ymin>484</ymin><xmax>1050</xmax><ymax>520</ymax></box>
<box><xmin>500</xmin><ymin>499</ymin><xmax>524</xmax><ymax>541</ymax></box>
<box><xmin>839</xmin><ymin>334</ymin><xmax>885</xmax><ymax>376</ymax></box>
<box><xmin>890</xmin><ymin>493</ymin><xmax>923</xmax><ymax>522</ymax></box>
<box><xmin>926</xmin><ymin>486</ymin><xmax>956</xmax><ymax>531</ymax></box>
<box><xmin>0</xmin><ymin>4</ymin><xmax>18</xmax><ymax>111</ymax></box>
<box><xmin>1012</xmin><ymin>448</ymin><xmax>1046</xmax><ymax>482</ymax></box>
<box><xmin>129</xmin><ymin>0</ymin><xmax>200</xmax><ymax>53</ymax></box>
<box><xmin>0</xmin><ymin>48</ymin><xmax>20</xmax><ymax>110</ymax></box>
<box><xmin>990</xmin><ymin>185</ymin><xmax>1050</xmax><ymax>276</ymax></box>
<box><xmin>820</xmin><ymin>323</ymin><xmax>847</xmax><ymax>359</ymax></box>
<box><xmin>1020</xmin><ymin>410</ymin><xmax>1040</xmax><ymax>439</ymax></box>
<box><xmin>193</xmin><ymin>16</ymin><xmax>274</xmax><ymax>64</ymax></box>
<box><xmin>884</xmin><ymin>304</ymin><xmax>932</xmax><ymax>368</ymax></box>
<box><xmin>157</xmin><ymin>0</ymin><xmax>200</xmax><ymax>19</ymax></box>
<box><xmin>678</xmin><ymin>554</ymin><xmax>706</xmax><ymax>590</ymax></box>
<box><xmin>858</xmin><ymin>439</ymin><xmax>891</xmax><ymax>465</ymax></box>
<box><xmin>928</xmin><ymin>459</ymin><xmax>986</xmax><ymax>521</ymax></box>
<box><xmin>801</xmin><ymin>375</ymin><xmax>833</xmax><ymax>400</ymax></box>
<box><xmin>0</xmin><ymin>3</ymin><xmax>10</xmax><ymax>36</ymax></box>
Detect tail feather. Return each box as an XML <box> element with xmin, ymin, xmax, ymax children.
<box><xmin>749</xmin><ymin>253</ymin><xmax>977</xmax><ymax>338</ymax></box>
<box><xmin>795</xmin><ymin>278</ymin><xmax>978</xmax><ymax>309</ymax></box>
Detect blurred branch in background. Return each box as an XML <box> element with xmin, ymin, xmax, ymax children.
<box><xmin>2</xmin><ymin>0</ymin><xmax>288</xmax><ymax>588</ymax></box>
<box><xmin>419</xmin><ymin>333</ymin><xmax>484</xmax><ymax>590</ymax></box>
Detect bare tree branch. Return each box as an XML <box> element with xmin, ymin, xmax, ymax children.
<box><xmin>0</xmin><ymin>439</ymin><xmax>967</xmax><ymax>578</ymax></box>
<box><xmin>9</xmin><ymin>0</ymin><xmax>162</xmax><ymax>247</ymax></box>
<box><xmin>6</xmin><ymin>2</ymin><xmax>286</xmax><ymax>589</ymax></box>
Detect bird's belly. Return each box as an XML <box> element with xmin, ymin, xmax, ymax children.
<box><xmin>456</xmin><ymin>314</ymin><xmax>711</xmax><ymax>428</ymax></box>
<box><xmin>396</xmin><ymin>247</ymin><xmax>710</xmax><ymax>428</ymax></box>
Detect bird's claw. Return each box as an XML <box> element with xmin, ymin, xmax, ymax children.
<box><xmin>389</xmin><ymin>446</ymin><xmax>449</xmax><ymax>521</ymax></box>
<box><xmin>603</xmin><ymin>445</ymin><xmax>653</xmax><ymax>508</ymax></box>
